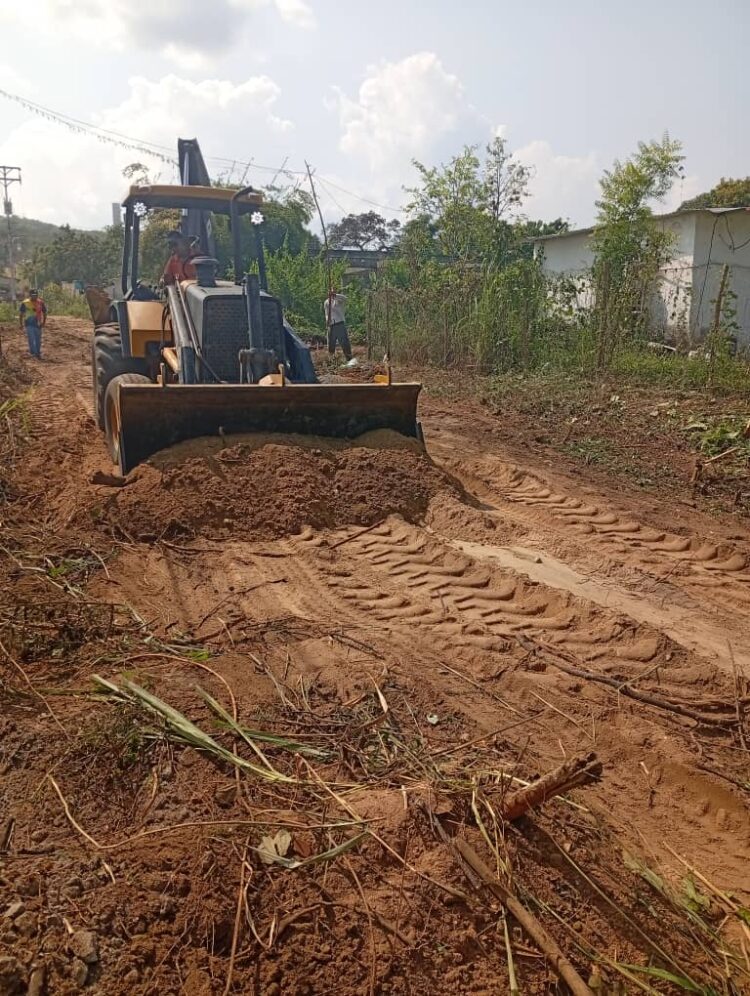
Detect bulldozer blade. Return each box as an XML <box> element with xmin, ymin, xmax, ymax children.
<box><xmin>114</xmin><ymin>382</ymin><xmax>422</xmax><ymax>473</ymax></box>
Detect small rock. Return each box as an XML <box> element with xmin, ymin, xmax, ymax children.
<box><xmin>90</xmin><ymin>470</ymin><xmax>126</xmax><ymax>488</ymax></box>
<box><xmin>214</xmin><ymin>784</ymin><xmax>237</xmax><ymax>808</ymax></box>
<box><xmin>30</xmin><ymin>830</ymin><xmax>48</xmax><ymax>844</ymax></box>
<box><xmin>15</xmin><ymin>911</ymin><xmax>37</xmax><ymax>938</ymax></box>
<box><xmin>70</xmin><ymin>929</ymin><xmax>99</xmax><ymax>965</ymax></box>
<box><xmin>17</xmin><ymin>878</ymin><xmax>40</xmax><ymax>898</ymax></box>
<box><xmin>0</xmin><ymin>956</ymin><xmax>25</xmax><ymax>994</ymax></box>
<box><xmin>159</xmin><ymin>897</ymin><xmax>176</xmax><ymax>919</ymax></box>
<box><xmin>63</xmin><ymin>878</ymin><xmax>83</xmax><ymax>899</ymax></box>
<box><xmin>71</xmin><ymin>959</ymin><xmax>88</xmax><ymax>987</ymax></box>
<box><xmin>3</xmin><ymin>901</ymin><xmax>25</xmax><ymax>920</ymax></box>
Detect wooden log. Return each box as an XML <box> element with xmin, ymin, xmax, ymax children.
<box><xmin>453</xmin><ymin>837</ymin><xmax>594</xmax><ymax>996</ymax></box>
<box><xmin>500</xmin><ymin>753</ymin><xmax>601</xmax><ymax>822</ymax></box>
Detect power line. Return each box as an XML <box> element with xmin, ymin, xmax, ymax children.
<box><xmin>0</xmin><ymin>85</ymin><xmax>408</xmax><ymax>217</ymax></box>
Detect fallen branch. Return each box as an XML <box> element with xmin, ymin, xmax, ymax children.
<box><xmin>500</xmin><ymin>753</ymin><xmax>601</xmax><ymax>822</ymax></box>
<box><xmin>329</xmin><ymin>521</ymin><xmax>384</xmax><ymax>550</ymax></box>
<box><xmin>529</xmin><ymin>640</ymin><xmax>735</xmax><ymax>727</ymax></box>
<box><xmin>428</xmin><ymin>812</ymin><xmax>592</xmax><ymax>996</ymax></box>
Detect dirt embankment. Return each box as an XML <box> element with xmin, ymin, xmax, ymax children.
<box><xmin>107</xmin><ymin>431</ymin><xmax>460</xmax><ymax>542</ymax></box>
<box><xmin>2</xmin><ymin>320</ymin><xmax>750</xmax><ymax>996</ymax></box>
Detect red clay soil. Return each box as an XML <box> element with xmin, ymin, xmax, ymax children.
<box><xmin>1</xmin><ymin>319</ymin><xmax>749</xmax><ymax>996</ymax></box>
<box><xmin>105</xmin><ymin>431</ymin><xmax>459</xmax><ymax>542</ymax></box>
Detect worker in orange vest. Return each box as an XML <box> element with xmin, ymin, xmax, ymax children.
<box><xmin>18</xmin><ymin>289</ymin><xmax>48</xmax><ymax>359</ymax></box>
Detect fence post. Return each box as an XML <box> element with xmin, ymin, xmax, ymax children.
<box><xmin>443</xmin><ymin>288</ymin><xmax>449</xmax><ymax>367</ymax></box>
<box><xmin>384</xmin><ymin>284</ymin><xmax>391</xmax><ymax>364</ymax></box>
<box><xmin>366</xmin><ymin>292</ymin><xmax>372</xmax><ymax>362</ymax></box>
<box><xmin>595</xmin><ymin>261</ymin><xmax>611</xmax><ymax>372</ymax></box>
<box><xmin>708</xmin><ymin>263</ymin><xmax>730</xmax><ymax>386</ymax></box>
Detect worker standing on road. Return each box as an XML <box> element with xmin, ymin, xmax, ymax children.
<box><xmin>162</xmin><ymin>231</ymin><xmax>200</xmax><ymax>285</ymax></box>
<box><xmin>323</xmin><ymin>286</ymin><xmax>352</xmax><ymax>360</ymax></box>
<box><xmin>18</xmin><ymin>289</ymin><xmax>48</xmax><ymax>360</ymax></box>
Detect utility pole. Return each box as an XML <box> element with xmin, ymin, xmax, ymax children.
<box><xmin>1</xmin><ymin>166</ymin><xmax>22</xmax><ymax>302</ymax></box>
<box><xmin>305</xmin><ymin>162</ymin><xmax>334</xmax><ymax>338</ymax></box>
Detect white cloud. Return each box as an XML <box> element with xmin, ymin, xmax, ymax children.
<box><xmin>333</xmin><ymin>52</ymin><xmax>468</xmax><ymax>181</ymax></box>
<box><xmin>272</xmin><ymin>0</ymin><xmax>315</xmax><ymax>28</ymax></box>
<box><xmin>0</xmin><ymin>73</ymin><xmax>293</xmax><ymax>228</ymax></box>
<box><xmin>24</xmin><ymin>0</ymin><xmax>314</xmax><ymax>66</ymax></box>
<box><xmin>0</xmin><ymin>63</ymin><xmax>36</xmax><ymax>95</ymax></box>
<box><xmin>514</xmin><ymin>139</ymin><xmax>599</xmax><ymax>226</ymax></box>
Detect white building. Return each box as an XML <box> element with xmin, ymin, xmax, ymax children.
<box><xmin>533</xmin><ymin>207</ymin><xmax>750</xmax><ymax>347</ymax></box>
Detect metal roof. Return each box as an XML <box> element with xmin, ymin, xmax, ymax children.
<box><xmin>532</xmin><ymin>206</ymin><xmax>749</xmax><ymax>243</ymax></box>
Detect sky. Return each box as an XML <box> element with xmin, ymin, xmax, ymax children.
<box><xmin>0</xmin><ymin>0</ymin><xmax>748</xmax><ymax>233</ymax></box>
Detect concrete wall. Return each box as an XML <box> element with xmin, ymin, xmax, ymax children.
<box><xmin>535</xmin><ymin>210</ymin><xmax>750</xmax><ymax>348</ymax></box>
<box><xmin>535</xmin><ymin>230</ymin><xmax>594</xmax><ymax>274</ymax></box>
<box><xmin>691</xmin><ymin>210</ymin><xmax>750</xmax><ymax>346</ymax></box>
<box><xmin>650</xmin><ymin>213</ymin><xmax>696</xmax><ymax>339</ymax></box>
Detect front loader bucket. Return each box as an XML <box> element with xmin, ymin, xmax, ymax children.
<box><xmin>112</xmin><ymin>382</ymin><xmax>422</xmax><ymax>474</ymax></box>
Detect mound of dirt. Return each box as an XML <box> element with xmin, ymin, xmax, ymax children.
<box><xmin>106</xmin><ymin>430</ymin><xmax>461</xmax><ymax>541</ymax></box>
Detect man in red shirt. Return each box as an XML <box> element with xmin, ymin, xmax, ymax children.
<box><xmin>162</xmin><ymin>231</ymin><xmax>199</xmax><ymax>285</ymax></box>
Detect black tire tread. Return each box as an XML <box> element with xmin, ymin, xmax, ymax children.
<box><xmin>103</xmin><ymin>372</ymin><xmax>152</xmax><ymax>472</ymax></box>
<box><xmin>91</xmin><ymin>326</ymin><xmax>149</xmax><ymax>429</ymax></box>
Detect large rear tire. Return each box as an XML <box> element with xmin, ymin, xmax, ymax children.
<box><xmin>91</xmin><ymin>327</ymin><xmax>149</xmax><ymax>429</ymax></box>
<box><xmin>103</xmin><ymin>373</ymin><xmax>151</xmax><ymax>474</ymax></box>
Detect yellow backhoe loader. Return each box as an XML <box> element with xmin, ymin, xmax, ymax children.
<box><xmin>89</xmin><ymin>139</ymin><xmax>421</xmax><ymax>474</ymax></box>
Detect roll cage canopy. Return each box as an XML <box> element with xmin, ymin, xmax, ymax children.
<box><xmin>120</xmin><ymin>185</ymin><xmax>266</xmax><ymax>296</ymax></box>
<box><xmin>122</xmin><ymin>184</ymin><xmax>264</xmax><ymax>215</ymax></box>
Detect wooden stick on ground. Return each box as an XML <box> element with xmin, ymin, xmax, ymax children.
<box><xmin>529</xmin><ymin>640</ymin><xmax>735</xmax><ymax>727</ymax></box>
<box><xmin>500</xmin><ymin>753</ymin><xmax>601</xmax><ymax>822</ymax></box>
<box><xmin>455</xmin><ymin>839</ymin><xmax>593</xmax><ymax>996</ymax></box>
<box><xmin>427</xmin><ymin>809</ymin><xmax>593</xmax><ymax>996</ymax></box>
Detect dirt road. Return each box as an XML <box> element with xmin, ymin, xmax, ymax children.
<box><xmin>2</xmin><ymin>318</ymin><xmax>749</xmax><ymax>995</ymax></box>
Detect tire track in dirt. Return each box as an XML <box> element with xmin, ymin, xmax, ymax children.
<box><xmin>497</xmin><ymin>472</ymin><xmax>750</xmax><ymax>644</ymax></box>
<box><xmin>273</xmin><ymin>519</ymin><xmax>750</xmax><ymax>888</ymax></box>
<box><xmin>292</xmin><ymin>517</ymin><xmax>688</xmax><ymax>672</ymax></box>
<box><xmin>427</xmin><ymin>431</ymin><xmax>750</xmax><ymax>658</ymax></box>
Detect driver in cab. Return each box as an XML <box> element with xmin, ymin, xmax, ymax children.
<box><xmin>162</xmin><ymin>230</ymin><xmax>200</xmax><ymax>285</ymax></box>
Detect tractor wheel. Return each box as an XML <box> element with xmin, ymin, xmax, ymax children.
<box><xmin>103</xmin><ymin>373</ymin><xmax>151</xmax><ymax>473</ymax></box>
<box><xmin>91</xmin><ymin>327</ymin><xmax>149</xmax><ymax>429</ymax></box>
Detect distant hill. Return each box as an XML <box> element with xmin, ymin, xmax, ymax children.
<box><xmin>0</xmin><ymin>216</ymin><xmax>98</xmax><ymax>267</ymax></box>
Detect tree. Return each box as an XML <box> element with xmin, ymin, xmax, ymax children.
<box><xmin>122</xmin><ymin>162</ymin><xmax>151</xmax><ymax>186</ymax></box>
<box><xmin>26</xmin><ymin>225</ymin><xmax>122</xmax><ymax>286</ymax></box>
<box><xmin>680</xmin><ymin>176</ymin><xmax>750</xmax><ymax>211</ymax></box>
<box><xmin>591</xmin><ymin>134</ymin><xmax>684</xmax><ymax>362</ymax></box>
<box><xmin>405</xmin><ymin>137</ymin><xmax>530</xmax><ymax>261</ymax></box>
<box><xmin>328</xmin><ymin>212</ymin><xmax>401</xmax><ymax>251</ymax></box>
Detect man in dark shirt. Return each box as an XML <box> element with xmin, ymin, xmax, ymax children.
<box><xmin>18</xmin><ymin>289</ymin><xmax>48</xmax><ymax>359</ymax></box>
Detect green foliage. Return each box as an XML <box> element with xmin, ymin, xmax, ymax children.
<box><xmin>692</xmin><ymin>417</ymin><xmax>750</xmax><ymax>457</ymax></box>
<box><xmin>591</xmin><ymin>135</ymin><xmax>684</xmax><ymax>367</ymax></box>
<box><xmin>22</xmin><ymin>225</ymin><xmax>123</xmax><ymax>287</ymax></box>
<box><xmin>680</xmin><ymin>176</ymin><xmax>750</xmax><ymax>211</ymax></box>
<box><xmin>0</xmin><ymin>216</ymin><xmax>66</xmax><ymax>269</ymax></box>
<box><xmin>265</xmin><ymin>248</ymin><xmax>344</xmax><ymax>332</ymax></box>
<box><xmin>406</xmin><ymin>137</ymin><xmax>531</xmax><ymax>261</ymax></box>
<box><xmin>0</xmin><ymin>286</ymin><xmax>89</xmax><ymax>319</ymax></box>
<box><xmin>609</xmin><ymin>348</ymin><xmax>750</xmax><ymax>392</ymax></box>
<box><xmin>38</xmin><ymin>285</ymin><xmax>91</xmax><ymax>318</ymax></box>
<box><xmin>208</xmin><ymin>184</ymin><xmax>319</xmax><ymax>276</ymax></box>
<box><xmin>328</xmin><ymin>211</ymin><xmax>401</xmax><ymax>250</ymax></box>
<box><xmin>138</xmin><ymin>209</ymin><xmax>182</xmax><ymax>284</ymax></box>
